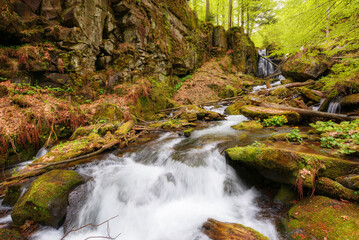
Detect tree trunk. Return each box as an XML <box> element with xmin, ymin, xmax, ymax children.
<box><xmin>260</xmin><ymin>103</ymin><xmax>359</xmax><ymax>121</ymax></box>
<box><xmin>262</xmin><ymin>80</ymin><xmax>315</xmax><ymax>93</ymax></box>
<box><xmin>241</xmin><ymin>0</ymin><xmax>244</xmax><ymax>29</ymax></box>
<box><xmin>228</xmin><ymin>0</ymin><xmax>233</xmax><ymax>28</ymax></box>
<box><xmin>246</xmin><ymin>5</ymin><xmax>250</xmax><ymax>34</ymax></box>
<box><xmin>205</xmin><ymin>0</ymin><xmax>210</xmax><ymax>22</ymax></box>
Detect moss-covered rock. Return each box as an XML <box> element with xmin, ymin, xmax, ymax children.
<box><xmin>12</xmin><ymin>170</ymin><xmax>84</xmax><ymax>228</ymax></box>
<box><xmin>298</xmin><ymin>87</ymin><xmax>322</xmax><ymax>103</ymax></box>
<box><xmin>231</xmin><ymin>121</ymin><xmax>263</xmax><ymax>130</ymax></box>
<box><xmin>270</xmin><ymin>86</ymin><xmax>291</xmax><ymax>97</ymax></box>
<box><xmin>240</xmin><ymin>105</ymin><xmax>300</xmax><ymax>124</ymax></box>
<box><xmin>3</xmin><ymin>185</ymin><xmax>21</xmax><ymax>206</ymax></box>
<box><xmin>336</xmin><ymin>174</ymin><xmax>359</xmax><ymax>190</ymax></box>
<box><xmin>274</xmin><ymin>184</ymin><xmax>297</xmax><ymax>204</ymax></box>
<box><xmin>184</xmin><ymin>128</ymin><xmax>194</xmax><ymax>137</ymax></box>
<box><xmin>202</xmin><ymin>218</ymin><xmax>269</xmax><ymax>240</ymax></box>
<box><xmin>93</xmin><ymin>103</ymin><xmax>124</xmax><ymax>122</ymax></box>
<box><xmin>0</xmin><ymin>229</ymin><xmax>24</xmax><ymax>240</ymax></box>
<box><xmin>225</xmin><ymin>100</ymin><xmax>247</xmax><ymax>115</ymax></box>
<box><xmin>269</xmin><ymin>133</ymin><xmax>309</xmax><ymax>141</ymax></box>
<box><xmin>115</xmin><ymin>120</ymin><xmax>135</xmax><ymax>136</ymax></box>
<box><xmin>316</xmin><ymin>177</ymin><xmax>359</xmax><ymax>202</ymax></box>
<box><xmin>180</xmin><ymin>105</ymin><xmax>225</xmax><ymax>122</ymax></box>
<box><xmin>286</xmin><ymin>196</ymin><xmax>359</xmax><ymax>240</ymax></box>
<box><xmin>225</xmin><ymin>146</ymin><xmax>359</xmax><ymax>188</ymax></box>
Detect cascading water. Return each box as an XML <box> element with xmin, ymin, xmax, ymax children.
<box><xmin>258</xmin><ymin>49</ymin><xmax>275</xmax><ymax>78</ymax></box>
<box><xmin>327</xmin><ymin>97</ymin><xmax>342</xmax><ymax>113</ymax></box>
<box><xmin>32</xmin><ymin>107</ymin><xmax>279</xmax><ymax>240</ymax></box>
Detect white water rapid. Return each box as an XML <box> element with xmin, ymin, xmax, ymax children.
<box><xmin>32</xmin><ymin>108</ymin><xmax>279</xmax><ymax>240</ymax></box>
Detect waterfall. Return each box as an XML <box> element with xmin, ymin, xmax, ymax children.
<box><xmin>258</xmin><ymin>49</ymin><xmax>275</xmax><ymax>78</ymax></box>
<box><xmin>327</xmin><ymin>98</ymin><xmax>342</xmax><ymax>114</ymax></box>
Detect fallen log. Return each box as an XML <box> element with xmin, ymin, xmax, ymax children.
<box><xmin>261</xmin><ymin>103</ymin><xmax>359</xmax><ymax>121</ymax></box>
<box><xmin>259</xmin><ymin>55</ymin><xmax>279</xmax><ymax>68</ymax></box>
<box><xmin>262</xmin><ymin>80</ymin><xmax>315</xmax><ymax>93</ymax></box>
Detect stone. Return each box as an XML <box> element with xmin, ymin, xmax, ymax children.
<box><xmin>282</xmin><ymin>52</ymin><xmax>330</xmax><ymax>81</ymax></box>
<box><xmin>202</xmin><ymin>218</ymin><xmax>269</xmax><ymax>240</ymax></box>
<box><xmin>286</xmin><ymin>196</ymin><xmax>359</xmax><ymax>240</ymax></box>
<box><xmin>93</xmin><ymin>103</ymin><xmax>124</xmax><ymax>122</ymax></box>
<box><xmin>240</xmin><ymin>105</ymin><xmax>300</xmax><ymax>124</ymax></box>
<box><xmin>12</xmin><ymin>170</ymin><xmax>84</xmax><ymax>228</ymax></box>
<box><xmin>316</xmin><ymin>177</ymin><xmax>359</xmax><ymax>202</ymax></box>
<box><xmin>298</xmin><ymin>87</ymin><xmax>322</xmax><ymax>103</ymax></box>
<box><xmin>231</xmin><ymin>121</ymin><xmax>263</xmax><ymax>130</ymax></box>
<box><xmin>180</xmin><ymin>105</ymin><xmax>225</xmax><ymax>122</ymax></box>
<box><xmin>225</xmin><ymin>146</ymin><xmax>359</xmax><ymax>189</ymax></box>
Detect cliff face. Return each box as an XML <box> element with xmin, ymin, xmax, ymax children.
<box><xmin>0</xmin><ymin>0</ymin><xmax>257</xmax><ymax>85</ymax></box>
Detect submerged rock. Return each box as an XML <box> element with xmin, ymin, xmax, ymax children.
<box><xmin>240</xmin><ymin>105</ymin><xmax>300</xmax><ymax>124</ymax></box>
<box><xmin>12</xmin><ymin>170</ymin><xmax>84</xmax><ymax>228</ymax></box>
<box><xmin>202</xmin><ymin>218</ymin><xmax>269</xmax><ymax>240</ymax></box>
<box><xmin>285</xmin><ymin>196</ymin><xmax>359</xmax><ymax>240</ymax></box>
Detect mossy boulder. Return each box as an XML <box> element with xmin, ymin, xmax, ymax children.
<box><xmin>180</xmin><ymin>105</ymin><xmax>225</xmax><ymax>122</ymax></box>
<box><xmin>225</xmin><ymin>100</ymin><xmax>247</xmax><ymax>115</ymax></box>
<box><xmin>0</xmin><ymin>229</ymin><xmax>24</xmax><ymax>240</ymax></box>
<box><xmin>270</xmin><ymin>86</ymin><xmax>291</xmax><ymax>97</ymax></box>
<box><xmin>93</xmin><ymin>103</ymin><xmax>123</xmax><ymax>122</ymax></box>
<box><xmin>115</xmin><ymin>120</ymin><xmax>135</xmax><ymax>136</ymax></box>
<box><xmin>225</xmin><ymin>146</ymin><xmax>359</xmax><ymax>188</ymax></box>
<box><xmin>282</xmin><ymin>52</ymin><xmax>330</xmax><ymax>81</ymax></box>
<box><xmin>12</xmin><ymin>170</ymin><xmax>84</xmax><ymax>228</ymax></box>
<box><xmin>231</xmin><ymin>121</ymin><xmax>263</xmax><ymax>130</ymax></box>
<box><xmin>298</xmin><ymin>87</ymin><xmax>322</xmax><ymax>103</ymax></box>
<box><xmin>71</xmin><ymin>123</ymin><xmax>120</xmax><ymax>139</ymax></box>
<box><xmin>340</xmin><ymin>93</ymin><xmax>359</xmax><ymax>112</ymax></box>
<box><xmin>0</xmin><ymin>85</ymin><xmax>9</xmax><ymax>98</ymax></box>
<box><xmin>240</xmin><ymin>105</ymin><xmax>300</xmax><ymax>124</ymax></box>
<box><xmin>3</xmin><ymin>185</ymin><xmax>21</xmax><ymax>206</ymax></box>
<box><xmin>316</xmin><ymin>177</ymin><xmax>359</xmax><ymax>202</ymax></box>
<box><xmin>336</xmin><ymin>174</ymin><xmax>359</xmax><ymax>190</ymax></box>
<box><xmin>285</xmin><ymin>196</ymin><xmax>359</xmax><ymax>240</ymax></box>
<box><xmin>149</xmin><ymin>119</ymin><xmax>195</xmax><ymax>130</ymax></box>
<box><xmin>202</xmin><ymin>218</ymin><xmax>269</xmax><ymax>240</ymax></box>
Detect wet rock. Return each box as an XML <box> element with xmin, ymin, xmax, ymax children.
<box><xmin>0</xmin><ymin>229</ymin><xmax>24</xmax><ymax>240</ymax></box>
<box><xmin>180</xmin><ymin>105</ymin><xmax>225</xmax><ymax>122</ymax></box>
<box><xmin>225</xmin><ymin>100</ymin><xmax>248</xmax><ymax>115</ymax></box>
<box><xmin>240</xmin><ymin>105</ymin><xmax>300</xmax><ymax>124</ymax></box>
<box><xmin>225</xmin><ymin>146</ymin><xmax>359</xmax><ymax>188</ymax></box>
<box><xmin>12</xmin><ymin>170</ymin><xmax>84</xmax><ymax>228</ymax></box>
<box><xmin>336</xmin><ymin>174</ymin><xmax>359</xmax><ymax>190</ymax></box>
<box><xmin>340</xmin><ymin>93</ymin><xmax>359</xmax><ymax>111</ymax></box>
<box><xmin>184</xmin><ymin>128</ymin><xmax>194</xmax><ymax>137</ymax></box>
<box><xmin>270</xmin><ymin>86</ymin><xmax>291</xmax><ymax>97</ymax></box>
<box><xmin>298</xmin><ymin>87</ymin><xmax>323</xmax><ymax>103</ymax></box>
<box><xmin>282</xmin><ymin>52</ymin><xmax>330</xmax><ymax>81</ymax></box>
<box><xmin>285</xmin><ymin>196</ymin><xmax>359</xmax><ymax>239</ymax></box>
<box><xmin>202</xmin><ymin>218</ymin><xmax>269</xmax><ymax>240</ymax></box>
<box><xmin>231</xmin><ymin>121</ymin><xmax>263</xmax><ymax>130</ymax></box>
<box><xmin>274</xmin><ymin>184</ymin><xmax>297</xmax><ymax>204</ymax></box>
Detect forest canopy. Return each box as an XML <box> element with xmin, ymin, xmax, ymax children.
<box><xmin>190</xmin><ymin>0</ymin><xmax>359</xmax><ymax>55</ymax></box>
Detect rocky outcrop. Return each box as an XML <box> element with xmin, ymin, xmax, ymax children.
<box><xmin>202</xmin><ymin>218</ymin><xmax>269</xmax><ymax>240</ymax></box>
<box><xmin>285</xmin><ymin>196</ymin><xmax>359</xmax><ymax>240</ymax></box>
<box><xmin>282</xmin><ymin>51</ymin><xmax>330</xmax><ymax>81</ymax></box>
<box><xmin>11</xmin><ymin>170</ymin><xmax>84</xmax><ymax>228</ymax></box>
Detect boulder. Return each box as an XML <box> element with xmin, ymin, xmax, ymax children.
<box><xmin>286</xmin><ymin>196</ymin><xmax>359</xmax><ymax>240</ymax></box>
<box><xmin>240</xmin><ymin>105</ymin><xmax>300</xmax><ymax>124</ymax></box>
<box><xmin>225</xmin><ymin>100</ymin><xmax>248</xmax><ymax>115</ymax></box>
<box><xmin>180</xmin><ymin>105</ymin><xmax>225</xmax><ymax>122</ymax></box>
<box><xmin>316</xmin><ymin>177</ymin><xmax>359</xmax><ymax>202</ymax></box>
<box><xmin>93</xmin><ymin>103</ymin><xmax>124</xmax><ymax>122</ymax></box>
<box><xmin>298</xmin><ymin>87</ymin><xmax>323</xmax><ymax>103</ymax></box>
<box><xmin>282</xmin><ymin>52</ymin><xmax>330</xmax><ymax>81</ymax></box>
<box><xmin>225</xmin><ymin>146</ymin><xmax>359</xmax><ymax>188</ymax></box>
<box><xmin>202</xmin><ymin>218</ymin><xmax>269</xmax><ymax>240</ymax></box>
<box><xmin>0</xmin><ymin>229</ymin><xmax>24</xmax><ymax>240</ymax></box>
<box><xmin>231</xmin><ymin>121</ymin><xmax>263</xmax><ymax>130</ymax></box>
<box><xmin>340</xmin><ymin>93</ymin><xmax>359</xmax><ymax>112</ymax></box>
<box><xmin>12</xmin><ymin>170</ymin><xmax>84</xmax><ymax>228</ymax></box>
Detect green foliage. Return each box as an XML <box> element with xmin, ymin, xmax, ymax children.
<box><xmin>263</xmin><ymin>115</ymin><xmax>288</xmax><ymax>127</ymax></box>
<box><xmin>286</xmin><ymin>129</ymin><xmax>303</xmax><ymax>142</ymax></box>
<box><xmin>175</xmin><ymin>75</ymin><xmax>191</xmax><ymax>92</ymax></box>
<box><xmin>310</xmin><ymin>120</ymin><xmax>359</xmax><ymax>155</ymax></box>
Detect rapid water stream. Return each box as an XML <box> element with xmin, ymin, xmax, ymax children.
<box><xmin>32</xmin><ymin>107</ymin><xmax>279</xmax><ymax>240</ymax></box>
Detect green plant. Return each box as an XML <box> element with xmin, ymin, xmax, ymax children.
<box><xmin>252</xmin><ymin>141</ymin><xmax>265</xmax><ymax>147</ymax></box>
<box><xmin>263</xmin><ymin>115</ymin><xmax>288</xmax><ymax>127</ymax></box>
<box><xmin>286</xmin><ymin>129</ymin><xmax>303</xmax><ymax>142</ymax></box>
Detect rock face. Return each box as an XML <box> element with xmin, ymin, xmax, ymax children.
<box><xmin>11</xmin><ymin>170</ymin><xmax>84</xmax><ymax>228</ymax></box>
<box><xmin>0</xmin><ymin>0</ymin><xmax>257</xmax><ymax>85</ymax></box>
<box><xmin>202</xmin><ymin>218</ymin><xmax>269</xmax><ymax>240</ymax></box>
<box><xmin>286</xmin><ymin>196</ymin><xmax>359</xmax><ymax>240</ymax></box>
<box><xmin>282</xmin><ymin>51</ymin><xmax>330</xmax><ymax>81</ymax></box>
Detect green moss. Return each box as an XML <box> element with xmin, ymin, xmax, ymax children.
<box><xmin>286</xmin><ymin>196</ymin><xmax>359</xmax><ymax>240</ymax></box>
<box><xmin>231</xmin><ymin>121</ymin><xmax>263</xmax><ymax>130</ymax></box>
<box><xmin>316</xmin><ymin>177</ymin><xmax>359</xmax><ymax>202</ymax></box>
<box><xmin>240</xmin><ymin>105</ymin><xmax>300</xmax><ymax>124</ymax></box>
<box><xmin>184</xmin><ymin>128</ymin><xmax>194</xmax><ymax>137</ymax></box>
<box><xmin>93</xmin><ymin>103</ymin><xmax>124</xmax><ymax>123</ymax></box>
<box><xmin>271</xmin><ymin>86</ymin><xmax>291</xmax><ymax>97</ymax></box>
<box><xmin>115</xmin><ymin>120</ymin><xmax>135</xmax><ymax>136</ymax></box>
<box><xmin>225</xmin><ymin>100</ymin><xmax>247</xmax><ymax>115</ymax></box>
<box><xmin>275</xmin><ymin>184</ymin><xmax>297</xmax><ymax>203</ymax></box>
<box><xmin>3</xmin><ymin>185</ymin><xmax>21</xmax><ymax>206</ymax></box>
<box><xmin>0</xmin><ymin>229</ymin><xmax>24</xmax><ymax>240</ymax></box>
<box><xmin>12</xmin><ymin>170</ymin><xmax>84</xmax><ymax>227</ymax></box>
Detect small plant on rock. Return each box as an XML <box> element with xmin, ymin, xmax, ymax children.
<box><xmin>286</xmin><ymin>128</ymin><xmax>303</xmax><ymax>142</ymax></box>
<box><xmin>263</xmin><ymin>115</ymin><xmax>288</xmax><ymax>127</ymax></box>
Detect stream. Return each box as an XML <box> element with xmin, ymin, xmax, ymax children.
<box><xmin>30</xmin><ymin>106</ymin><xmax>279</xmax><ymax>240</ymax></box>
